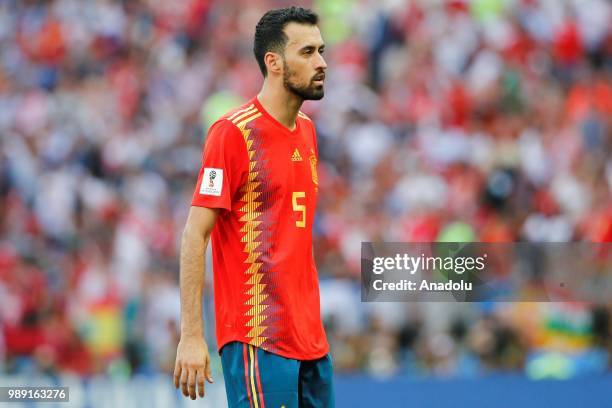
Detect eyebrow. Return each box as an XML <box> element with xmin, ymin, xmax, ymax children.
<box><xmin>298</xmin><ymin>44</ymin><xmax>325</xmax><ymax>52</ymax></box>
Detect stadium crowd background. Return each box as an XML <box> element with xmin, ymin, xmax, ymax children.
<box><xmin>0</xmin><ymin>0</ymin><xmax>610</xmax><ymax>384</ymax></box>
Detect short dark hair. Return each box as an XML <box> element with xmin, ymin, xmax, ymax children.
<box><xmin>253</xmin><ymin>7</ymin><xmax>319</xmax><ymax>77</ymax></box>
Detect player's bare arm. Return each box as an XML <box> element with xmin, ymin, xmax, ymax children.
<box><xmin>174</xmin><ymin>206</ymin><xmax>218</xmax><ymax>400</ymax></box>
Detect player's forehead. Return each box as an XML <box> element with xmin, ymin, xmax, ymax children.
<box><xmin>283</xmin><ymin>22</ymin><xmax>324</xmax><ymax>52</ymax></box>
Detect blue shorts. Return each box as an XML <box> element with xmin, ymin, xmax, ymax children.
<box><xmin>220</xmin><ymin>342</ymin><xmax>334</xmax><ymax>408</ymax></box>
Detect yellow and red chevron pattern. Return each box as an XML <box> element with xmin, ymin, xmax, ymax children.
<box><xmin>228</xmin><ymin>105</ymin><xmax>271</xmax><ymax>347</ymax></box>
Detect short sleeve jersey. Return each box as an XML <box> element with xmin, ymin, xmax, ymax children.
<box><xmin>191</xmin><ymin>96</ymin><xmax>328</xmax><ymax>360</ymax></box>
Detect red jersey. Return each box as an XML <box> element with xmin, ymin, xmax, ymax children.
<box><xmin>191</xmin><ymin>96</ymin><xmax>329</xmax><ymax>360</ymax></box>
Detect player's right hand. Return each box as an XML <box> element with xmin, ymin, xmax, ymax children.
<box><xmin>174</xmin><ymin>336</ymin><xmax>214</xmax><ymax>400</ymax></box>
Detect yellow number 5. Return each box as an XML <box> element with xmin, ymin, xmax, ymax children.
<box><xmin>292</xmin><ymin>192</ymin><xmax>306</xmax><ymax>228</ymax></box>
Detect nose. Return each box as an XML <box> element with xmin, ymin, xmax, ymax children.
<box><xmin>315</xmin><ymin>51</ymin><xmax>327</xmax><ymax>71</ymax></box>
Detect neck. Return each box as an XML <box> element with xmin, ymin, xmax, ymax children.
<box><xmin>257</xmin><ymin>80</ymin><xmax>303</xmax><ymax>131</ymax></box>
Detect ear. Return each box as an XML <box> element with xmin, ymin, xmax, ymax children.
<box><xmin>264</xmin><ymin>52</ymin><xmax>283</xmax><ymax>76</ymax></box>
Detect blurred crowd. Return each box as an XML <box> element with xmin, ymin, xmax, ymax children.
<box><xmin>0</xmin><ymin>0</ymin><xmax>610</xmax><ymax>380</ymax></box>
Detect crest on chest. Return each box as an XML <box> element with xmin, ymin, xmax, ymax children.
<box><xmin>309</xmin><ymin>149</ymin><xmax>318</xmax><ymax>190</ymax></box>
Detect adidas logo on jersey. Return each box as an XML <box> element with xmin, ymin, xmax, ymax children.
<box><xmin>291</xmin><ymin>148</ymin><xmax>302</xmax><ymax>162</ymax></box>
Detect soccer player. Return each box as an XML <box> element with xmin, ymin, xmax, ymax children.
<box><xmin>173</xmin><ymin>6</ymin><xmax>333</xmax><ymax>407</ymax></box>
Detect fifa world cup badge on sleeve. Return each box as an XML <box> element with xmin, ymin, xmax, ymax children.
<box><xmin>200</xmin><ymin>168</ymin><xmax>223</xmax><ymax>196</ymax></box>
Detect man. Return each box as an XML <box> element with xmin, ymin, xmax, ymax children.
<box><xmin>173</xmin><ymin>6</ymin><xmax>333</xmax><ymax>408</ymax></box>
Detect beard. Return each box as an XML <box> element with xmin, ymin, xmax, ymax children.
<box><xmin>283</xmin><ymin>60</ymin><xmax>324</xmax><ymax>100</ymax></box>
